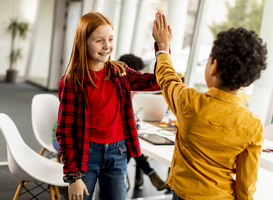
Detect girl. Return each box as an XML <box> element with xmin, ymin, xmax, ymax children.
<box><xmin>56</xmin><ymin>12</ymin><xmax>160</xmax><ymax>200</ymax></box>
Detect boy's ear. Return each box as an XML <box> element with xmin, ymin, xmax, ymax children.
<box><xmin>210</xmin><ymin>59</ymin><xmax>218</xmax><ymax>76</ymax></box>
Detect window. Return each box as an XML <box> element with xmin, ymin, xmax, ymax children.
<box><xmin>187</xmin><ymin>0</ymin><xmax>265</xmax><ymax>107</ymax></box>
<box><xmin>133</xmin><ymin>0</ymin><xmax>199</xmax><ymax>77</ymax></box>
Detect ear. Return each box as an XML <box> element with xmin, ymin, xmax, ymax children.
<box><xmin>210</xmin><ymin>59</ymin><xmax>218</xmax><ymax>76</ymax></box>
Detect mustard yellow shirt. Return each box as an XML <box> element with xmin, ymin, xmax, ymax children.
<box><xmin>156</xmin><ymin>53</ymin><xmax>264</xmax><ymax>200</ymax></box>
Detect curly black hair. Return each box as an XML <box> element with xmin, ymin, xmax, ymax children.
<box><xmin>211</xmin><ymin>27</ymin><xmax>267</xmax><ymax>90</ymax></box>
<box><xmin>118</xmin><ymin>54</ymin><xmax>145</xmax><ymax>71</ymax></box>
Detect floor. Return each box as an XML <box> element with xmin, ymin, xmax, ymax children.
<box><xmin>0</xmin><ymin>81</ymin><xmax>172</xmax><ymax>200</ymax></box>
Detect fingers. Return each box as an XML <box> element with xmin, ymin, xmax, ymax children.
<box><xmin>153</xmin><ymin>20</ymin><xmax>157</xmax><ymax>32</ymax></box>
<box><xmin>154</xmin><ymin>12</ymin><xmax>169</xmax><ymax>32</ymax></box>
<box><xmin>69</xmin><ymin>194</ymin><xmax>83</xmax><ymax>200</ymax></box>
<box><xmin>162</xmin><ymin>13</ymin><xmax>169</xmax><ymax>29</ymax></box>
<box><xmin>155</xmin><ymin>12</ymin><xmax>163</xmax><ymax>30</ymax></box>
<box><xmin>84</xmin><ymin>186</ymin><xmax>89</xmax><ymax>196</ymax></box>
<box><xmin>168</xmin><ymin>25</ymin><xmax>172</xmax><ymax>35</ymax></box>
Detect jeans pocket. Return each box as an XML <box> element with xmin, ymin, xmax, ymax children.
<box><xmin>118</xmin><ymin>142</ymin><xmax>127</xmax><ymax>156</ymax></box>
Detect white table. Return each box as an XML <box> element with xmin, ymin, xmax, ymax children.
<box><xmin>137</xmin><ymin>121</ymin><xmax>273</xmax><ymax>200</ymax></box>
<box><xmin>138</xmin><ymin>121</ymin><xmax>174</xmax><ymax>167</ymax></box>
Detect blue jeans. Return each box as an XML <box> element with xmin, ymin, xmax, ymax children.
<box><xmin>82</xmin><ymin>139</ymin><xmax>127</xmax><ymax>200</ymax></box>
<box><xmin>52</xmin><ymin>140</ymin><xmax>60</xmax><ymax>152</ymax></box>
<box><xmin>172</xmin><ymin>190</ymin><xmax>185</xmax><ymax>200</ymax></box>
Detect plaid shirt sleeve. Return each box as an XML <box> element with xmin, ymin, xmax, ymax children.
<box><xmin>125</xmin><ymin>66</ymin><xmax>161</xmax><ymax>91</ymax></box>
<box><xmin>56</xmin><ymin>77</ymin><xmax>84</xmax><ymax>180</ymax></box>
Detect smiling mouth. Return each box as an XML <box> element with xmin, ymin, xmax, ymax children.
<box><xmin>99</xmin><ymin>52</ymin><xmax>109</xmax><ymax>56</ymax></box>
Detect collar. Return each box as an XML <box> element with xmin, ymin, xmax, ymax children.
<box><xmin>205</xmin><ymin>87</ymin><xmax>241</xmax><ymax>104</ymax></box>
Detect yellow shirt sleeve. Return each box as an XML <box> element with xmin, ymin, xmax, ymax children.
<box><xmin>235</xmin><ymin>122</ymin><xmax>264</xmax><ymax>199</ymax></box>
<box><xmin>156</xmin><ymin>53</ymin><xmax>189</xmax><ymax>116</ymax></box>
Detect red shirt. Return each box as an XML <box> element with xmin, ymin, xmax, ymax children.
<box><xmin>88</xmin><ymin>67</ymin><xmax>124</xmax><ymax>143</ymax></box>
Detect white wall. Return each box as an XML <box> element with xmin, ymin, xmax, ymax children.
<box><xmin>27</xmin><ymin>0</ymin><xmax>55</xmax><ymax>87</ymax></box>
<box><xmin>62</xmin><ymin>1</ymin><xmax>83</xmax><ymax>74</ymax></box>
<box><xmin>0</xmin><ymin>0</ymin><xmax>38</xmax><ymax>78</ymax></box>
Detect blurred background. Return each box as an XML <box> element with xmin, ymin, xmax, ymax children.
<box><xmin>0</xmin><ymin>0</ymin><xmax>272</xmax><ymax>132</ymax></box>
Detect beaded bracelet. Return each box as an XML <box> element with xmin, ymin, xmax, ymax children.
<box><xmin>63</xmin><ymin>171</ymin><xmax>85</xmax><ymax>184</ymax></box>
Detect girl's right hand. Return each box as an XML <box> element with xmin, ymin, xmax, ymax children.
<box><xmin>68</xmin><ymin>179</ymin><xmax>89</xmax><ymax>200</ymax></box>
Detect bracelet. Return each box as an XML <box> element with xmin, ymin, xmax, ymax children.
<box><xmin>63</xmin><ymin>171</ymin><xmax>85</xmax><ymax>183</ymax></box>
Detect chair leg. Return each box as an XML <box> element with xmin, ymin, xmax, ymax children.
<box><xmin>49</xmin><ymin>185</ymin><xmax>55</xmax><ymax>200</ymax></box>
<box><xmin>56</xmin><ymin>154</ymin><xmax>61</xmax><ymax>162</ymax></box>
<box><xmin>126</xmin><ymin>173</ymin><xmax>130</xmax><ymax>191</ymax></box>
<box><xmin>13</xmin><ymin>181</ymin><xmax>25</xmax><ymax>200</ymax></box>
<box><xmin>53</xmin><ymin>186</ymin><xmax>61</xmax><ymax>200</ymax></box>
<box><xmin>39</xmin><ymin>147</ymin><xmax>45</xmax><ymax>155</ymax></box>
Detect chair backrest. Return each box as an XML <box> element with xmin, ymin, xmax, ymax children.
<box><xmin>31</xmin><ymin>94</ymin><xmax>59</xmax><ymax>152</ymax></box>
<box><xmin>0</xmin><ymin>113</ymin><xmax>68</xmax><ymax>186</ymax></box>
<box><xmin>264</xmin><ymin>124</ymin><xmax>273</xmax><ymax>141</ymax></box>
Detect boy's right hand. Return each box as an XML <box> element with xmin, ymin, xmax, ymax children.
<box><xmin>68</xmin><ymin>179</ymin><xmax>89</xmax><ymax>200</ymax></box>
<box><xmin>152</xmin><ymin>12</ymin><xmax>173</xmax><ymax>52</ymax></box>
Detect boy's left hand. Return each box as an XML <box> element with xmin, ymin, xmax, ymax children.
<box><xmin>152</xmin><ymin>12</ymin><xmax>173</xmax><ymax>52</ymax></box>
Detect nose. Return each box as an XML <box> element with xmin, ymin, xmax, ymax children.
<box><xmin>103</xmin><ymin>41</ymin><xmax>110</xmax><ymax>50</ymax></box>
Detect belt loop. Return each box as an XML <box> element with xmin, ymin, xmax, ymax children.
<box><xmin>89</xmin><ymin>141</ymin><xmax>93</xmax><ymax>148</ymax></box>
<box><xmin>116</xmin><ymin>140</ymin><xmax>119</xmax><ymax>147</ymax></box>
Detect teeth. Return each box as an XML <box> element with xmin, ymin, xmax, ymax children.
<box><xmin>100</xmin><ymin>53</ymin><xmax>108</xmax><ymax>56</ymax></box>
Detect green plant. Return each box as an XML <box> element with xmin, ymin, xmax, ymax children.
<box><xmin>7</xmin><ymin>18</ymin><xmax>30</xmax><ymax>70</ymax></box>
<box><xmin>209</xmin><ymin>0</ymin><xmax>265</xmax><ymax>38</ymax></box>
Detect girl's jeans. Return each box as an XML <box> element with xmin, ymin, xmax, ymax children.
<box><xmin>82</xmin><ymin>139</ymin><xmax>127</xmax><ymax>200</ymax></box>
<box><xmin>173</xmin><ymin>190</ymin><xmax>185</xmax><ymax>200</ymax></box>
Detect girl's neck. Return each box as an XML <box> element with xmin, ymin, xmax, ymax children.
<box><xmin>89</xmin><ymin>61</ymin><xmax>105</xmax><ymax>71</ymax></box>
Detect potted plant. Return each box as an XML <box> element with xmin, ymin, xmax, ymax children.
<box><xmin>6</xmin><ymin>18</ymin><xmax>30</xmax><ymax>83</ymax></box>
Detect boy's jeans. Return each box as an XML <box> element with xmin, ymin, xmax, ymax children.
<box><xmin>173</xmin><ymin>190</ymin><xmax>185</xmax><ymax>200</ymax></box>
<box><xmin>82</xmin><ymin>139</ymin><xmax>127</xmax><ymax>200</ymax></box>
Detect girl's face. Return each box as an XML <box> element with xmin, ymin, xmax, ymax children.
<box><xmin>87</xmin><ymin>24</ymin><xmax>114</xmax><ymax>70</ymax></box>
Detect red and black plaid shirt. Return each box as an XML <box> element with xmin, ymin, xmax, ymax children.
<box><xmin>56</xmin><ymin>63</ymin><xmax>160</xmax><ymax>178</ymax></box>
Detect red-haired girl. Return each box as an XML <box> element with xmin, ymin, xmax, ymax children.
<box><xmin>56</xmin><ymin>12</ymin><xmax>160</xmax><ymax>200</ymax></box>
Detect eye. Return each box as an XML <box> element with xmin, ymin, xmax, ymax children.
<box><xmin>109</xmin><ymin>38</ymin><xmax>113</xmax><ymax>42</ymax></box>
<box><xmin>96</xmin><ymin>39</ymin><xmax>102</xmax><ymax>42</ymax></box>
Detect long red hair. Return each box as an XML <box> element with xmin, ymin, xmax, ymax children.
<box><xmin>64</xmin><ymin>12</ymin><xmax>125</xmax><ymax>89</ymax></box>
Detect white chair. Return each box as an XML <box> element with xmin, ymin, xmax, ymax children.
<box><xmin>31</xmin><ymin>94</ymin><xmax>60</xmax><ymax>161</ymax></box>
<box><xmin>264</xmin><ymin>124</ymin><xmax>273</xmax><ymax>141</ymax></box>
<box><xmin>0</xmin><ymin>113</ymin><xmax>68</xmax><ymax>200</ymax></box>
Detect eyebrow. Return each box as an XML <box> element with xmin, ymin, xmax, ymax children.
<box><xmin>93</xmin><ymin>35</ymin><xmax>114</xmax><ymax>39</ymax></box>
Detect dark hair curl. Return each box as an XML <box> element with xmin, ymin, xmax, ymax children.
<box><xmin>211</xmin><ymin>27</ymin><xmax>267</xmax><ymax>90</ymax></box>
<box><xmin>118</xmin><ymin>54</ymin><xmax>145</xmax><ymax>71</ymax></box>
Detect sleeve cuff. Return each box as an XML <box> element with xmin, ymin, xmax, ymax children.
<box><xmin>63</xmin><ymin>171</ymin><xmax>85</xmax><ymax>183</ymax></box>
<box><xmin>156</xmin><ymin>51</ymin><xmax>170</xmax><ymax>59</ymax></box>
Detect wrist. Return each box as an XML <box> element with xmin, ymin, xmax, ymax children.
<box><xmin>157</xmin><ymin>43</ymin><xmax>169</xmax><ymax>52</ymax></box>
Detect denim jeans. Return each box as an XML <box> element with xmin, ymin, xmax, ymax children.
<box><xmin>172</xmin><ymin>190</ymin><xmax>185</xmax><ymax>200</ymax></box>
<box><xmin>52</xmin><ymin>140</ymin><xmax>60</xmax><ymax>152</ymax></box>
<box><xmin>82</xmin><ymin>139</ymin><xmax>127</xmax><ymax>200</ymax></box>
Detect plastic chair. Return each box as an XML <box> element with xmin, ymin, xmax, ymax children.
<box><xmin>31</xmin><ymin>94</ymin><xmax>60</xmax><ymax>161</ymax></box>
<box><xmin>264</xmin><ymin>124</ymin><xmax>273</xmax><ymax>141</ymax></box>
<box><xmin>0</xmin><ymin>113</ymin><xmax>68</xmax><ymax>200</ymax></box>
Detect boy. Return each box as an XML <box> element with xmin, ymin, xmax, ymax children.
<box><xmin>152</xmin><ymin>12</ymin><xmax>267</xmax><ymax>199</ymax></box>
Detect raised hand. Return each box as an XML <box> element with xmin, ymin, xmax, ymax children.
<box><xmin>152</xmin><ymin>12</ymin><xmax>173</xmax><ymax>52</ymax></box>
<box><xmin>68</xmin><ymin>179</ymin><xmax>89</xmax><ymax>200</ymax></box>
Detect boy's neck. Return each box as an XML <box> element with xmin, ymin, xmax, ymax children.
<box><xmin>213</xmin><ymin>86</ymin><xmax>238</xmax><ymax>95</ymax></box>
<box><xmin>209</xmin><ymin>77</ymin><xmax>238</xmax><ymax>95</ymax></box>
